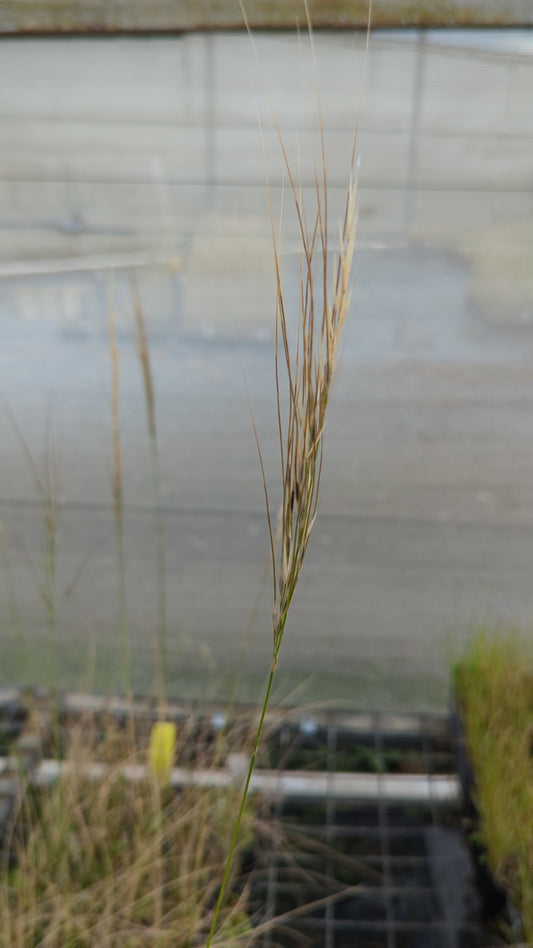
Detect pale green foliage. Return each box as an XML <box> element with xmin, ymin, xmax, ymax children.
<box><xmin>454</xmin><ymin>626</ymin><xmax>533</xmax><ymax>942</ymax></box>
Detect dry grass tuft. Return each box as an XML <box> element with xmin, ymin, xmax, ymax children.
<box><xmin>0</xmin><ymin>716</ymin><xmax>255</xmax><ymax>948</ymax></box>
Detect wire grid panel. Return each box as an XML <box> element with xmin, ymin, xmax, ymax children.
<box><xmin>254</xmin><ymin>713</ymin><xmax>482</xmax><ymax>948</ymax></box>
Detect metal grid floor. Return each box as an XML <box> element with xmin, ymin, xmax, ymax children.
<box><xmin>253</xmin><ymin>712</ymin><xmax>483</xmax><ymax>948</ymax></box>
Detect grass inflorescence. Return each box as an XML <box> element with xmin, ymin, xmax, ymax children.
<box><xmin>206</xmin><ymin>3</ymin><xmax>366</xmax><ymax>942</ymax></box>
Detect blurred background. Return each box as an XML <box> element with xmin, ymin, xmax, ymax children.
<box><xmin>1</xmin><ymin>1</ymin><xmax>533</xmax><ymax>709</ymax></box>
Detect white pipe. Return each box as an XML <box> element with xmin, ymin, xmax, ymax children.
<box><xmin>32</xmin><ymin>758</ymin><xmax>460</xmax><ymax>805</ymax></box>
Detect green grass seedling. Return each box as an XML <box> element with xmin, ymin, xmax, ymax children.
<box><xmin>454</xmin><ymin>626</ymin><xmax>533</xmax><ymax>943</ymax></box>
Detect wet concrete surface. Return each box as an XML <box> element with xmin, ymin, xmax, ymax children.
<box><xmin>1</xmin><ymin>31</ymin><xmax>533</xmax><ymax>707</ymax></box>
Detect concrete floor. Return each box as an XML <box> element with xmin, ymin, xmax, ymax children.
<box><xmin>1</xmin><ymin>30</ymin><xmax>533</xmax><ymax>708</ymax></box>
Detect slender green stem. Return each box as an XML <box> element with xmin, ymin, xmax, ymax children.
<box><xmin>114</xmin><ymin>507</ymin><xmax>131</xmax><ymax>697</ymax></box>
<box><xmin>206</xmin><ymin>667</ymin><xmax>275</xmax><ymax>947</ymax></box>
<box><xmin>130</xmin><ymin>271</ymin><xmax>167</xmax><ymax>704</ymax></box>
<box><xmin>149</xmin><ymin>442</ymin><xmax>167</xmax><ymax>704</ymax></box>
<box><xmin>108</xmin><ymin>272</ymin><xmax>132</xmax><ymax>700</ymax></box>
